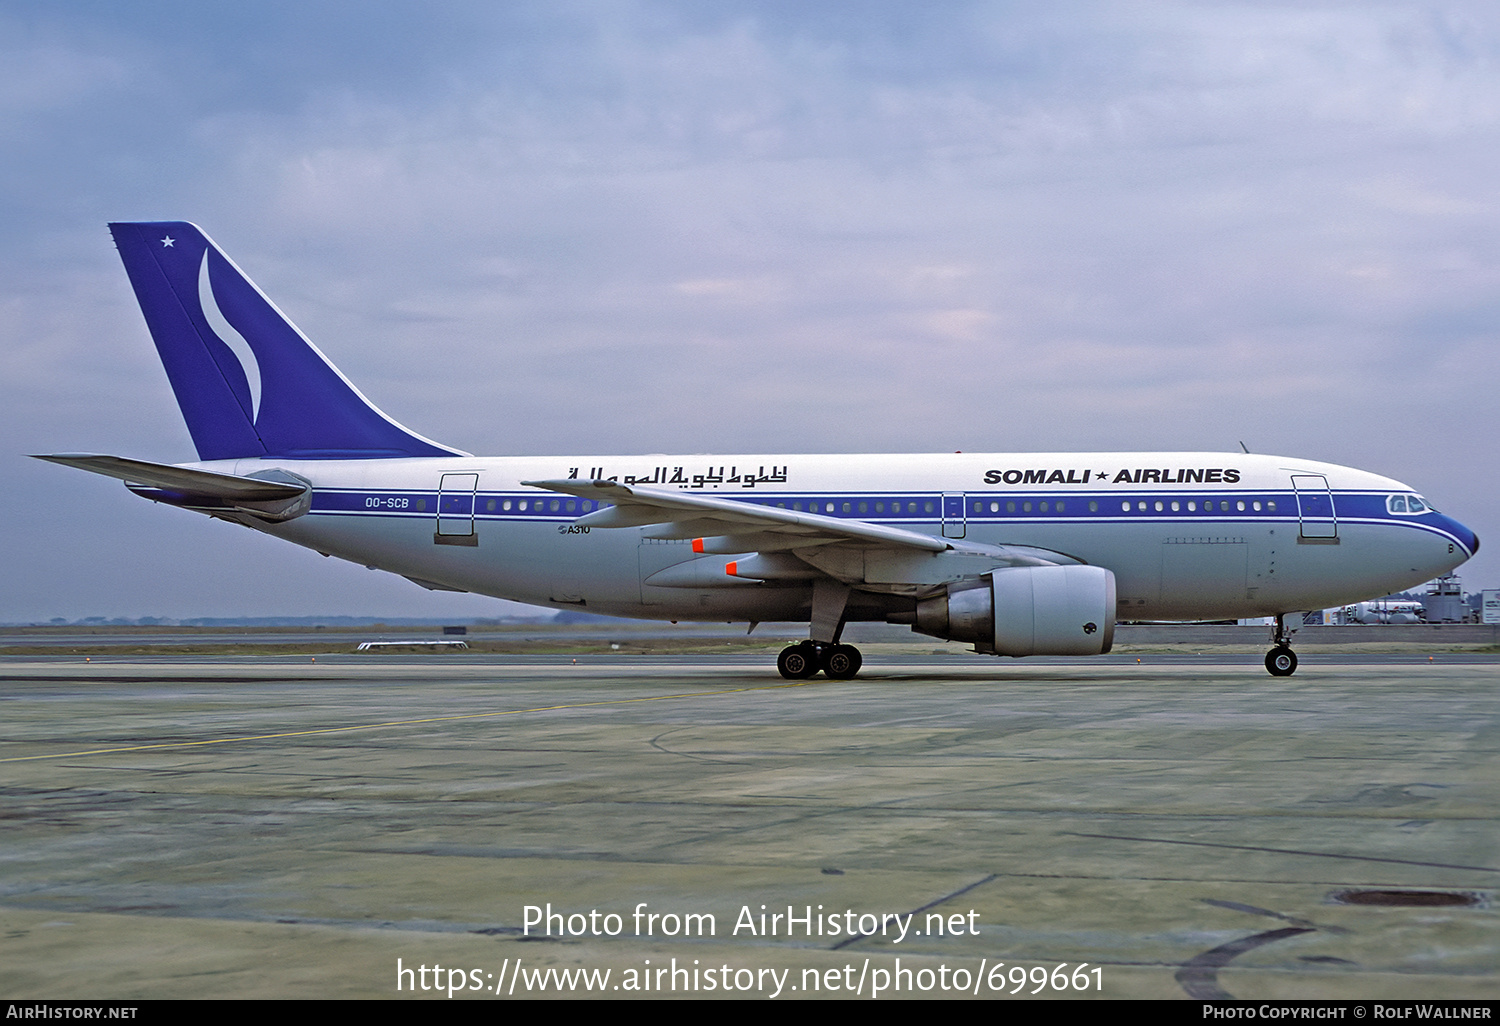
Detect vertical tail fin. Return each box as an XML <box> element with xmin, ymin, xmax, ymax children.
<box><xmin>109</xmin><ymin>221</ymin><xmax>466</xmax><ymax>460</ymax></box>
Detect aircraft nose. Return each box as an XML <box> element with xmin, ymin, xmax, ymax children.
<box><xmin>1452</xmin><ymin>519</ymin><xmax>1478</xmax><ymax>558</ymax></box>
<box><xmin>1437</xmin><ymin>514</ymin><xmax>1479</xmax><ymax>561</ymax></box>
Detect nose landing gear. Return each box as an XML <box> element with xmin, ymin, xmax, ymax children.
<box><xmin>1266</xmin><ymin>646</ymin><xmax>1298</xmax><ymax>676</ymax></box>
<box><xmin>1264</xmin><ymin>613</ymin><xmax>1299</xmax><ymax>676</ymax></box>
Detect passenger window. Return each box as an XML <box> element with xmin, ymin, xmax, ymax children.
<box><xmin>827</xmin><ymin>503</ymin><xmax>836</xmax><ymax>513</ymax></box>
<box><xmin>1187</xmin><ymin>501</ymin><xmax>1195</xmax><ymax>511</ymax></box>
<box><xmin>1154</xmin><ymin>501</ymin><xmax>1163</xmax><ymax>512</ymax></box>
<box><xmin>518</xmin><ymin>500</ymin><xmax>528</xmax><ymax>511</ymax></box>
<box><xmin>1022</xmin><ymin>501</ymin><xmax>1032</xmax><ymax>513</ymax></box>
<box><xmin>550</xmin><ymin>499</ymin><xmax>561</xmax><ymax>512</ymax></box>
<box><xmin>566</xmin><ymin>500</ymin><xmax>576</xmax><ymax>512</ymax></box>
<box><xmin>1170</xmin><ymin>501</ymin><xmax>1179</xmax><ymax>512</ymax></box>
<box><xmin>1267</xmin><ymin>500</ymin><xmax>1276</xmax><ymax>511</ymax></box>
<box><xmin>1088</xmin><ymin>501</ymin><xmax>1098</xmax><ymax>512</ymax></box>
<box><xmin>486</xmin><ymin>499</ymin><xmax>496</xmax><ymax>511</ymax></box>
<box><xmin>1007</xmin><ymin>501</ymin><xmax>1017</xmax><ymax>513</ymax></box>
<box><xmin>1056</xmin><ymin>501</ymin><xmax>1065</xmax><ymax>512</ymax></box>
<box><xmin>924</xmin><ymin>501</ymin><xmax>934</xmax><ymax>513</ymax></box>
<box><xmin>875</xmin><ymin>502</ymin><xmax>884</xmax><ymax>513</ymax></box>
<box><xmin>1138</xmin><ymin>501</ymin><xmax>1147</xmax><ymax>512</ymax></box>
<box><xmin>1236</xmin><ymin>501</ymin><xmax>1245</xmax><ymax>512</ymax></box>
<box><xmin>1040</xmin><ymin>501</ymin><xmax>1049</xmax><ymax>512</ymax></box>
<box><xmin>503</xmin><ymin>499</ymin><xmax>512</xmax><ymax>511</ymax></box>
<box><xmin>1220</xmin><ymin>501</ymin><xmax>1229</xmax><ymax>512</ymax></box>
<box><xmin>858</xmin><ymin>501</ymin><xmax>868</xmax><ymax>514</ymax></box>
<box><xmin>989</xmin><ymin>501</ymin><xmax>999</xmax><ymax>513</ymax></box>
<box><xmin>1252</xmin><ymin>501</ymin><xmax>1261</xmax><ymax>511</ymax></box>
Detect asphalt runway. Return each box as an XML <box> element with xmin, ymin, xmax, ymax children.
<box><xmin>1</xmin><ymin>655</ymin><xmax>1496</xmax><ymax>1000</ymax></box>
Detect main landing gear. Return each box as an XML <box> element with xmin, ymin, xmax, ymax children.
<box><xmin>1264</xmin><ymin>613</ymin><xmax>1299</xmax><ymax>676</ymax></box>
<box><xmin>777</xmin><ymin>641</ymin><xmax>863</xmax><ymax>680</ymax></box>
<box><xmin>777</xmin><ymin>579</ymin><xmax>862</xmax><ymax>679</ymax></box>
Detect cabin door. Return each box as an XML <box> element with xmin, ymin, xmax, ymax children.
<box><xmin>1290</xmin><ymin>474</ymin><xmax>1337</xmax><ymax>540</ymax></box>
<box><xmin>436</xmin><ymin>472</ymin><xmax>479</xmax><ymax>545</ymax></box>
<box><xmin>942</xmin><ymin>492</ymin><xmax>967</xmax><ymax>539</ymax></box>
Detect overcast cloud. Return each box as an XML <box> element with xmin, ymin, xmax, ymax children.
<box><xmin>3</xmin><ymin>1</ymin><xmax>1496</xmax><ymax>620</ymax></box>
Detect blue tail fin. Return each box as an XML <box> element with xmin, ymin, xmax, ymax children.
<box><xmin>109</xmin><ymin>221</ymin><xmax>466</xmax><ymax>461</ymax></box>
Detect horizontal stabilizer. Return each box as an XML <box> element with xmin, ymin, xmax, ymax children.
<box><xmin>32</xmin><ymin>454</ymin><xmax>307</xmax><ymax>500</ymax></box>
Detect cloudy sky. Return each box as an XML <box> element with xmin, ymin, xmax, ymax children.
<box><xmin>4</xmin><ymin>1</ymin><xmax>1497</xmax><ymax>621</ymax></box>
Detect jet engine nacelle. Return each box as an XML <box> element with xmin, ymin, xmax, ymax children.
<box><xmin>907</xmin><ymin>565</ymin><xmax>1116</xmax><ymax>656</ymax></box>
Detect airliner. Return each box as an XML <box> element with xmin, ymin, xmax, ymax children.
<box><xmin>35</xmin><ymin>222</ymin><xmax>1479</xmax><ymax>678</ymax></box>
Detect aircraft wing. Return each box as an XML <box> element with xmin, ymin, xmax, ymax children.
<box><xmin>521</xmin><ymin>478</ymin><xmax>1072</xmax><ymax>571</ymax></box>
<box><xmin>524</xmin><ymin>478</ymin><xmax>953</xmax><ymax>549</ymax></box>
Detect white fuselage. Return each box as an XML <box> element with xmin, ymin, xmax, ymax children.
<box><xmin>194</xmin><ymin>451</ymin><xmax>1474</xmax><ymax>624</ymax></box>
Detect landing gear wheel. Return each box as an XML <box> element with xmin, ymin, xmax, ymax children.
<box><xmin>1265</xmin><ymin>646</ymin><xmax>1298</xmax><ymax>676</ymax></box>
<box><xmin>821</xmin><ymin>644</ymin><xmax>863</xmax><ymax>680</ymax></box>
<box><xmin>777</xmin><ymin>643</ymin><xmax>820</xmax><ymax>680</ymax></box>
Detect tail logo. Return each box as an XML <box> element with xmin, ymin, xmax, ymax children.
<box><xmin>197</xmin><ymin>251</ymin><xmax>262</xmax><ymax>424</ymax></box>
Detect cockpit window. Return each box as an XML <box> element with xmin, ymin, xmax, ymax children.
<box><xmin>1388</xmin><ymin>494</ymin><xmax>1431</xmax><ymax>515</ymax></box>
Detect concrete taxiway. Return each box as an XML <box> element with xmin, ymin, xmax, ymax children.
<box><xmin>1</xmin><ymin>655</ymin><xmax>1496</xmax><ymax>999</ymax></box>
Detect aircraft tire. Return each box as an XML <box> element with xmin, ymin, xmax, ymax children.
<box><xmin>1265</xmin><ymin>646</ymin><xmax>1298</xmax><ymax>676</ymax></box>
<box><xmin>822</xmin><ymin>644</ymin><xmax>862</xmax><ymax>680</ymax></box>
<box><xmin>777</xmin><ymin>644</ymin><xmax>820</xmax><ymax>680</ymax></box>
